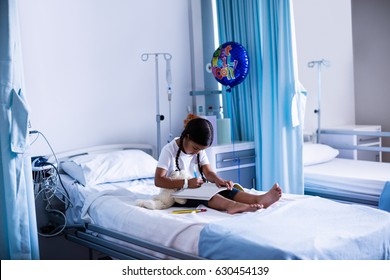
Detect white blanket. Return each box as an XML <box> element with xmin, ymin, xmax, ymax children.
<box><xmin>60</xmin><ymin>174</ymin><xmax>390</xmax><ymax>259</ymax></box>
<box><xmin>199</xmin><ymin>196</ymin><xmax>390</xmax><ymax>259</ymax></box>
<box><xmin>60</xmin><ymin>174</ymin><xmax>231</xmax><ymax>257</ymax></box>
<box><xmin>305</xmin><ymin>158</ymin><xmax>390</xmax><ymax>197</ymax></box>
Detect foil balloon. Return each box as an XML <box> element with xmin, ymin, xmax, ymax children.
<box><xmin>211</xmin><ymin>41</ymin><xmax>249</xmax><ymax>90</ymax></box>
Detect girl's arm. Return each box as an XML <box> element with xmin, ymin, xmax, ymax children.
<box><xmin>154</xmin><ymin>167</ymin><xmax>203</xmax><ymax>189</ymax></box>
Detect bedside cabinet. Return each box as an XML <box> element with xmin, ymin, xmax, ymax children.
<box><xmin>206</xmin><ymin>141</ymin><xmax>256</xmax><ymax>189</ymax></box>
<box><xmin>320</xmin><ymin>125</ymin><xmax>382</xmax><ymax>162</ymax></box>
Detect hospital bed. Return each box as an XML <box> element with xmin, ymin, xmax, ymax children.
<box><xmin>303</xmin><ymin>130</ymin><xmax>390</xmax><ymax>210</ymax></box>
<box><xmin>51</xmin><ymin>143</ymin><xmax>390</xmax><ymax>260</ymax></box>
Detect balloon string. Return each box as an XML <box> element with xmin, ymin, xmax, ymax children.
<box><xmin>226</xmin><ymin>87</ymin><xmax>240</xmax><ymax>184</ymax></box>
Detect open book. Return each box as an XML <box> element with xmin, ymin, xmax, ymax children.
<box><xmin>172</xmin><ymin>183</ymin><xmax>228</xmax><ymax>200</ymax></box>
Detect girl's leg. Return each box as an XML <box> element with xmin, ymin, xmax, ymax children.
<box><xmin>232</xmin><ymin>183</ymin><xmax>282</xmax><ymax>208</ymax></box>
<box><xmin>208</xmin><ymin>194</ymin><xmax>262</xmax><ymax>214</ymax></box>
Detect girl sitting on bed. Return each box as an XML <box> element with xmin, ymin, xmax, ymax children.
<box><xmin>154</xmin><ymin>118</ymin><xmax>282</xmax><ymax>214</ymax></box>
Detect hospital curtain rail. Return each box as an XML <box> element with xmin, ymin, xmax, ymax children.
<box><xmin>65</xmin><ymin>224</ymin><xmax>205</xmax><ymax>260</ymax></box>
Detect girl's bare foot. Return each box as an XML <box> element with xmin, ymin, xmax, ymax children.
<box><xmin>226</xmin><ymin>202</ymin><xmax>263</xmax><ymax>214</ymax></box>
<box><xmin>256</xmin><ymin>183</ymin><xmax>282</xmax><ymax>208</ymax></box>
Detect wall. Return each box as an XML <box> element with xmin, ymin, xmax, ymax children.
<box><xmin>21</xmin><ymin>0</ymin><xmax>386</xmax><ymax>161</ymax></box>
<box><xmin>352</xmin><ymin>0</ymin><xmax>390</xmax><ymax>162</ymax></box>
<box><xmin>293</xmin><ymin>0</ymin><xmax>355</xmax><ymax>136</ymax></box>
<box><xmin>18</xmin><ymin>0</ymin><xmax>202</xmax><ymax>157</ymax></box>
<box><xmin>293</xmin><ymin>0</ymin><xmax>390</xmax><ymax>161</ymax></box>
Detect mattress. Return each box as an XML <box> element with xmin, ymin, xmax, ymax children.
<box><xmin>304</xmin><ymin>158</ymin><xmax>390</xmax><ymax>205</ymax></box>
<box><xmin>60</xmin><ymin>174</ymin><xmax>234</xmax><ymax>257</ymax></box>
<box><xmin>60</xmin><ymin>174</ymin><xmax>390</xmax><ymax>259</ymax></box>
<box><xmin>199</xmin><ymin>196</ymin><xmax>390</xmax><ymax>259</ymax></box>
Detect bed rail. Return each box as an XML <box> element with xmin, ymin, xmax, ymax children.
<box><xmin>320</xmin><ymin>129</ymin><xmax>390</xmax><ymax>154</ymax></box>
<box><xmin>65</xmin><ymin>224</ymin><xmax>205</xmax><ymax>260</ymax></box>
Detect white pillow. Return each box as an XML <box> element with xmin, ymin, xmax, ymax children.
<box><xmin>303</xmin><ymin>143</ymin><xmax>339</xmax><ymax>166</ymax></box>
<box><xmin>61</xmin><ymin>149</ymin><xmax>157</xmax><ymax>186</ymax></box>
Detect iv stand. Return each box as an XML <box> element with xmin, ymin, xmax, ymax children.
<box><xmin>141</xmin><ymin>52</ymin><xmax>172</xmax><ymax>156</ymax></box>
<box><xmin>308</xmin><ymin>59</ymin><xmax>330</xmax><ymax>143</ymax></box>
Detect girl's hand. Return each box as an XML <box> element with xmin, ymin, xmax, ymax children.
<box><xmin>216</xmin><ymin>179</ymin><xmax>234</xmax><ymax>190</ymax></box>
<box><xmin>188</xmin><ymin>178</ymin><xmax>204</xmax><ymax>188</ymax></box>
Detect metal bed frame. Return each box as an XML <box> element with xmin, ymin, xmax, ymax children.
<box><xmin>65</xmin><ymin>224</ymin><xmax>204</xmax><ymax>260</ymax></box>
<box><xmin>319</xmin><ymin>129</ymin><xmax>390</xmax><ymax>154</ymax></box>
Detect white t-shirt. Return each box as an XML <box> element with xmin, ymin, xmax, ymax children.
<box><xmin>157</xmin><ymin>138</ymin><xmax>210</xmax><ymax>177</ymax></box>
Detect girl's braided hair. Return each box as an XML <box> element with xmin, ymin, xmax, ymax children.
<box><xmin>175</xmin><ymin>118</ymin><xmax>214</xmax><ymax>181</ymax></box>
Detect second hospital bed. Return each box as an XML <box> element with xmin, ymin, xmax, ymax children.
<box><xmin>303</xmin><ymin>142</ymin><xmax>390</xmax><ymax>210</ymax></box>
<box><xmin>50</xmin><ymin>143</ymin><xmax>390</xmax><ymax>260</ymax></box>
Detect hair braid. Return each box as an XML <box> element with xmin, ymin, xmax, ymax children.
<box><xmin>175</xmin><ymin>133</ymin><xmax>185</xmax><ymax>171</ymax></box>
<box><xmin>197</xmin><ymin>154</ymin><xmax>206</xmax><ymax>182</ymax></box>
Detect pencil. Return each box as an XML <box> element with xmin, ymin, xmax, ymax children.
<box><xmin>171</xmin><ymin>209</ymin><xmax>207</xmax><ymax>214</ymax></box>
<box><xmin>193</xmin><ymin>166</ymin><xmax>198</xmax><ymax>179</ymax></box>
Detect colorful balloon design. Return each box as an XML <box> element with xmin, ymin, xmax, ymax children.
<box><xmin>211</xmin><ymin>41</ymin><xmax>249</xmax><ymax>90</ymax></box>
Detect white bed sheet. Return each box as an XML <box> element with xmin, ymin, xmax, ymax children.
<box><xmin>60</xmin><ymin>174</ymin><xmax>308</xmax><ymax>257</ymax></box>
<box><xmin>199</xmin><ymin>196</ymin><xmax>390</xmax><ymax>259</ymax></box>
<box><xmin>60</xmin><ymin>174</ymin><xmax>236</xmax><ymax>256</ymax></box>
<box><xmin>60</xmin><ymin>174</ymin><xmax>390</xmax><ymax>259</ymax></box>
<box><xmin>304</xmin><ymin>158</ymin><xmax>390</xmax><ymax>202</ymax></box>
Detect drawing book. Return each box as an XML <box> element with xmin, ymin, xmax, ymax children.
<box><xmin>172</xmin><ymin>183</ymin><xmax>228</xmax><ymax>200</ymax></box>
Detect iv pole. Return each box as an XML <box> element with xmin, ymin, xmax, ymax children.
<box><xmin>307</xmin><ymin>59</ymin><xmax>330</xmax><ymax>143</ymax></box>
<box><xmin>141</xmin><ymin>52</ymin><xmax>172</xmax><ymax>156</ymax></box>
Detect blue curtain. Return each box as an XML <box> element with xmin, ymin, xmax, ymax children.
<box><xmin>0</xmin><ymin>0</ymin><xmax>39</xmax><ymax>259</ymax></box>
<box><xmin>217</xmin><ymin>0</ymin><xmax>258</xmax><ymax>142</ymax></box>
<box><xmin>216</xmin><ymin>0</ymin><xmax>304</xmax><ymax>194</ymax></box>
